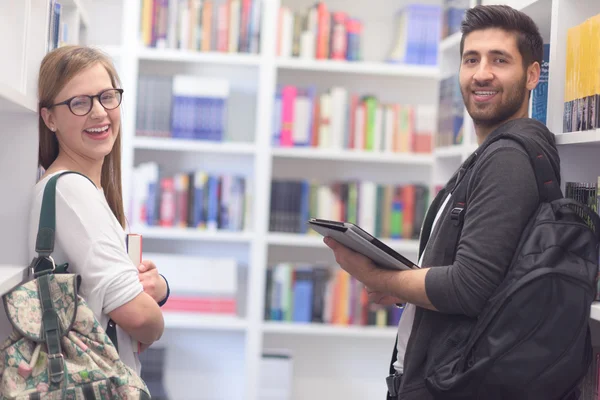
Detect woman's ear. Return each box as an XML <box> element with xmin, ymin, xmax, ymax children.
<box><xmin>40</xmin><ymin>107</ymin><xmax>56</xmax><ymax>132</ymax></box>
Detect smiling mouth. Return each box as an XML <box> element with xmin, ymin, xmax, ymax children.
<box><xmin>84</xmin><ymin>125</ymin><xmax>110</xmax><ymax>134</ymax></box>
<box><xmin>472</xmin><ymin>90</ymin><xmax>499</xmax><ymax>102</ymax></box>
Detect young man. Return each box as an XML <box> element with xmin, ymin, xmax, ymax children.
<box><xmin>324</xmin><ymin>5</ymin><xmax>561</xmax><ymax>400</ymax></box>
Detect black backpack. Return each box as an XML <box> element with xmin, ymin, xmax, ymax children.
<box><xmin>423</xmin><ymin>132</ymin><xmax>600</xmax><ymax>399</ymax></box>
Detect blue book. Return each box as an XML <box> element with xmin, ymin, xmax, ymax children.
<box><xmin>532</xmin><ymin>43</ymin><xmax>550</xmax><ymax>125</ymax></box>
<box><xmin>292</xmin><ymin>269</ymin><xmax>314</xmax><ymax>323</ymax></box>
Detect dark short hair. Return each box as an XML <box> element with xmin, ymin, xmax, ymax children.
<box><xmin>460</xmin><ymin>5</ymin><xmax>543</xmax><ymax>69</ymax></box>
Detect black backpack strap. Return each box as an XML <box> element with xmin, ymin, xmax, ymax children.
<box><xmin>31</xmin><ymin>170</ymin><xmax>120</xmax><ymax>352</ymax></box>
<box><xmin>485</xmin><ymin>132</ymin><xmax>562</xmax><ymax>203</ymax></box>
<box><xmin>31</xmin><ymin>171</ymin><xmax>95</xmax><ymax>275</ymax></box>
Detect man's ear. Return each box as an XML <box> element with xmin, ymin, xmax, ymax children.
<box><xmin>40</xmin><ymin>107</ymin><xmax>56</xmax><ymax>132</ymax></box>
<box><xmin>526</xmin><ymin>61</ymin><xmax>541</xmax><ymax>91</ymax></box>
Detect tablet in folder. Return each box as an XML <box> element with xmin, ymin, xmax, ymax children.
<box><xmin>307</xmin><ymin>218</ymin><xmax>418</xmax><ymax>271</ymax></box>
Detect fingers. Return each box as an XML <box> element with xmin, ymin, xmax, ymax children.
<box><xmin>139</xmin><ymin>259</ymin><xmax>156</xmax><ymax>272</ymax></box>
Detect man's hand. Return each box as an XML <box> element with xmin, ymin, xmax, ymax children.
<box><xmin>138</xmin><ymin>259</ymin><xmax>168</xmax><ymax>304</ymax></box>
<box><xmin>323</xmin><ymin>236</ymin><xmax>436</xmax><ymax>310</ymax></box>
<box><xmin>323</xmin><ymin>236</ymin><xmax>387</xmax><ymax>292</ymax></box>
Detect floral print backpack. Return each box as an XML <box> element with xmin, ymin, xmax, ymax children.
<box><xmin>0</xmin><ymin>171</ymin><xmax>151</xmax><ymax>399</ymax></box>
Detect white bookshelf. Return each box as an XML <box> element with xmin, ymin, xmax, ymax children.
<box><xmin>133</xmin><ymin>136</ymin><xmax>257</xmax><ymax>155</ymax></box>
<box><xmin>276</xmin><ymin>57</ymin><xmax>440</xmax><ymax>78</ymax></box>
<box><xmin>267</xmin><ymin>232</ymin><xmax>420</xmax><ymax>253</ymax></box>
<box><xmin>131</xmin><ymin>226</ymin><xmax>254</xmax><ymax>243</ymax></box>
<box><xmin>164</xmin><ymin>312</ymin><xmax>248</xmax><ymax>331</ymax></box>
<box><xmin>555</xmin><ymin>129</ymin><xmax>600</xmax><ymax>146</ymax></box>
<box><xmin>263</xmin><ymin>321</ymin><xmax>398</xmax><ymax>339</ymax></box>
<box><xmin>77</xmin><ymin>0</ymin><xmax>600</xmax><ymax>399</ymax></box>
<box><xmin>88</xmin><ymin>0</ymin><xmax>439</xmax><ymax>399</ymax></box>
<box><xmin>271</xmin><ymin>147</ymin><xmax>434</xmax><ymax>165</ymax></box>
<box><xmin>0</xmin><ymin>0</ymin><xmax>90</xmax><ymax>337</ymax></box>
<box><xmin>137</xmin><ymin>47</ymin><xmax>263</xmax><ymax>66</ymax></box>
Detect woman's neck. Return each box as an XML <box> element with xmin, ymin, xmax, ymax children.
<box><xmin>48</xmin><ymin>152</ymin><xmax>103</xmax><ymax>188</ymax></box>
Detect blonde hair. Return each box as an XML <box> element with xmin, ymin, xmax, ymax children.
<box><xmin>38</xmin><ymin>45</ymin><xmax>126</xmax><ymax>228</ymax></box>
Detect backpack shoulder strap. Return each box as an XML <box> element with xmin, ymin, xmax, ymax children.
<box><xmin>29</xmin><ymin>171</ymin><xmax>121</xmax><ymax>351</ymax></box>
<box><xmin>487</xmin><ymin>132</ymin><xmax>562</xmax><ymax>203</ymax></box>
<box><xmin>32</xmin><ymin>171</ymin><xmax>96</xmax><ymax>275</ymax></box>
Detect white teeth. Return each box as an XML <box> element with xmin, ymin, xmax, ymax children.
<box><xmin>474</xmin><ymin>91</ymin><xmax>497</xmax><ymax>96</ymax></box>
<box><xmin>85</xmin><ymin>125</ymin><xmax>109</xmax><ymax>133</ymax></box>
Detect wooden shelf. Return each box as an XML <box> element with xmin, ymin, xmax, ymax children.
<box><xmin>267</xmin><ymin>233</ymin><xmax>420</xmax><ymax>253</ymax></box>
<box><xmin>276</xmin><ymin>58</ymin><xmax>440</xmax><ymax>78</ymax></box>
<box><xmin>164</xmin><ymin>312</ymin><xmax>247</xmax><ymax>331</ymax></box>
<box><xmin>263</xmin><ymin>321</ymin><xmax>397</xmax><ymax>339</ymax></box>
<box><xmin>137</xmin><ymin>47</ymin><xmax>262</xmax><ymax>66</ymax></box>
<box><xmin>131</xmin><ymin>226</ymin><xmax>253</xmax><ymax>243</ymax></box>
<box><xmin>271</xmin><ymin>147</ymin><xmax>433</xmax><ymax>165</ymax></box>
<box><xmin>133</xmin><ymin>137</ymin><xmax>256</xmax><ymax>155</ymax></box>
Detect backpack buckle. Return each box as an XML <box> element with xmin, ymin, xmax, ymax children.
<box><xmin>47</xmin><ymin>353</ymin><xmax>64</xmax><ymax>384</ymax></box>
<box><xmin>450</xmin><ymin>207</ymin><xmax>465</xmax><ymax>226</ymax></box>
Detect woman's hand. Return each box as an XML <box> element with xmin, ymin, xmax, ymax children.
<box><xmin>138</xmin><ymin>260</ymin><xmax>168</xmax><ymax>304</ymax></box>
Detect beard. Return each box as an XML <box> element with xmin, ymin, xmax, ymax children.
<box><xmin>461</xmin><ymin>73</ymin><xmax>528</xmax><ymax>128</ymax></box>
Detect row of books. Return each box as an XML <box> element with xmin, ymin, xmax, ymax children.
<box><xmin>437</xmin><ymin>74</ymin><xmax>464</xmax><ymax>148</ymax></box>
<box><xmin>386</xmin><ymin>4</ymin><xmax>442</xmax><ymax>66</ymax></box>
<box><xmin>277</xmin><ymin>3</ymin><xmax>362</xmax><ymax>61</ymax></box>
<box><xmin>564</xmin><ymin>179</ymin><xmax>600</xmax><ymax>301</ymax></box>
<box><xmin>140</xmin><ymin>0</ymin><xmax>262</xmax><ymax>54</ymax></box>
<box><xmin>563</xmin><ymin>13</ymin><xmax>600</xmax><ymax>133</ymax></box>
<box><xmin>269</xmin><ymin>179</ymin><xmax>429</xmax><ymax>241</ymax></box>
<box><xmin>136</xmin><ymin>74</ymin><xmax>229</xmax><ymax>141</ymax></box>
<box><xmin>47</xmin><ymin>1</ymin><xmax>65</xmax><ymax>52</ymax></box>
<box><xmin>272</xmin><ymin>85</ymin><xmax>435</xmax><ymax>153</ymax></box>
<box><xmin>264</xmin><ymin>263</ymin><xmax>403</xmax><ymax>327</ymax></box>
<box><xmin>129</xmin><ymin>162</ymin><xmax>252</xmax><ymax>232</ymax></box>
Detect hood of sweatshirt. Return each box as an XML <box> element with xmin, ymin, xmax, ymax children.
<box><xmin>478</xmin><ymin>117</ymin><xmax>561</xmax><ymax>185</ymax></box>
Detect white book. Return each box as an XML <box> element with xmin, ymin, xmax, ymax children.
<box><xmin>330</xmin><ymin>87</ymin><xmax>348</xmax><ymax>150</ymax></box>
<box><xmin>300</xmin><ymin>31</ymin><xmax>315</xmax><ymax>59</ymax></box>
<box><xmin>318</xmin><ymin>93</ymin><xmax>331</xmax><ymax>148</ymax></box>
<box><xmin>358</xmin><ymin>182</ymin><xmax>376</xmax><ymax>234</ymax></box>
<box><xmin>228</xmin><ymin>0</ymin><xmax>240</xmax><ymax>53</ymax></box>
<box><xmin>292</xmin><ymin>95</ymin><xmax>311</xmax><ymax>145</ymax></box>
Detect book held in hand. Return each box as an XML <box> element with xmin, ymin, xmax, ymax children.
<box><xmin>126</xmin><ymin>233</ymin><xmax>143</xmax><ymax>353</ymax></box>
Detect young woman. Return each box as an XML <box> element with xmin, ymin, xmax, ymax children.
<box><xmin>29</xmin><ymin>45</ymin><xmax>166</xmax><ymax>375</ymax></box>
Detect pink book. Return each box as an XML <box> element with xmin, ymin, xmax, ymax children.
<box><xmin>279</xmin><ymin>86</ymin><xmax>297</xmax><ymax>147</ymax></box>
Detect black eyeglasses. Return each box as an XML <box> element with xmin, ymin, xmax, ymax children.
<box><xmin>47</xmin><ymin>88</ymin><xmax>124</xmax><ymax>116</ymax></box>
